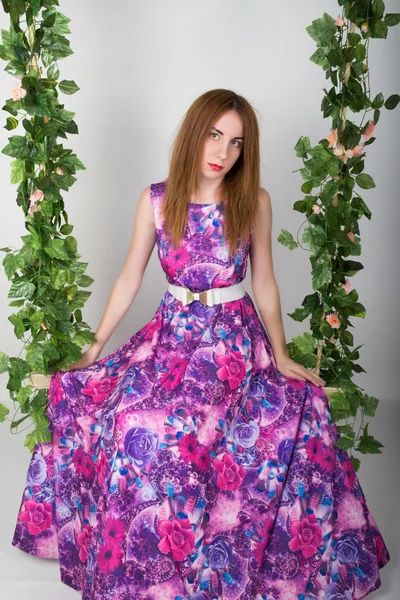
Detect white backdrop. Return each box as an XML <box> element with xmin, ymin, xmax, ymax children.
<box><xmin>0</xmin><ymin>1</ymin><xmax>399</xmax><ymax>598</ymax></box>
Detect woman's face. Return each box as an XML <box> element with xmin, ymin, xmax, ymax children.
<box><xmin>199</xmin><ymin>109</ymin><xmax>244</xmax><ymax>182</ymax></box>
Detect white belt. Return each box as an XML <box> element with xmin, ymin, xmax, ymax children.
<box><xmin>167</xmin><ymin>281</ymin><xmax>246</xmax><ymax>307</ymax></box>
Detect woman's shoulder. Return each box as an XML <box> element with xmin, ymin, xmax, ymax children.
<box><xmin>150</xmin><ymin>179</ymin><xmax>167</xmax><ymax>198</ymax></box>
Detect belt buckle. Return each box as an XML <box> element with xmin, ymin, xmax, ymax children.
<box><xmin>185</xmin><ymin>288</ymin><xmax>213</xmax><ymax>306</ymax></box>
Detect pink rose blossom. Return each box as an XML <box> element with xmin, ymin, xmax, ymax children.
<box><xmin>326</xmin><ymin>314</ymin><xmax>341</xmax><ymax>328</ymax></box>
<box><xmin>55</xmin><ymin>167</ymin><xmax>64</xmax><ymax>175</ymax></box>
<box><xmin>30</xmin><ymin>188</ymin><xmax>44</xmax><ymax>203</ymax></box>
<box><xmin>347</xmin><ymin>232</ymin><xmax>355</xmax><ymax>242</ymax></box>
<box><xmin>335</xmin><ymin>16</ymin><xmax>345</xmax><ymax>26</ymax></box>
<box><xmin>214</xmin><ymin>452</ymin><xmax>246</xmax><ymax>491</ymax></box>
<box><xmin>19</xmin><ymin>499</ymin><xmax>52</xmax><ymax>535</ymax></box>
<box><xmin>158</xmin><ymin>517</ymin><xmax>195</xmax><ymax>561</ymax></box>
<box><xmin>327</xmin><ymin>128</ymin><xmax>338</xmax><ymax>148</ymax></box>
<box><xmin>342</xmin><ymin>278</ymin><xmax>352</xmax><ymax>293</ymax></box>
<box><xmin>352</xmin><ymin>144</ymin><xmax>364</xmax><ymax>157</ymax></box>
<box><xmin>362</xmin><ymin>120</ymin><xmax>375</xmax><ymax>141</ymax></box>
<box><xmin>288</xmin><ymin>514</ymin><xmax>322</xmax><ymax>558</ymax></box>
<box><xmin>216</xmin><ymin>349</ymin><xmax>246</xmax><ymax>389</ymax></box>
<box><xmin>43</xmin><ymin>116</ymin><xmax>50</xmax><ymax>123</ymax></box>
<box><xmin>11</xmin><ymin>83</ymin><xmax>27</xmax><ymax>101</ymax></box>
<box><xmin>312</xmin><ymin>204</ymin><xmax>321</xmax><ymax>214</ymax></box>
<box><xmin>361</xmin><ymin>22</ymin><xmax>369</xmax><ymax>33</ymax></box>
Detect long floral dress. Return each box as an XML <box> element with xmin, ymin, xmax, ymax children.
<box><xmin>12</xmin><ymin>179</ymin><xmax>390</xmax><ymax>600</ymax></box>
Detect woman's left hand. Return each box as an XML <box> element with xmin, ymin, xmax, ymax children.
<box><xmin>275</xmin><ymin>355</ymin><xmax>326</xmax><ymax>388</ymax></box>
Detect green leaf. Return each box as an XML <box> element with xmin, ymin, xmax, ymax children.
<box><xmin>292</xmin><ymin>331</ymin><xmax>315</xmax><ymax>355</ymax></box>
<box><xmin>73</xmin><ymin>330</ymin><xmax>96</xmax><ymax>347</ymax></box>
<box><xmin>385</xmin><ymin>13</ymin><xmax>400</xmax><ymax>26</ymax></box>
<box><xmin>356</xmin><ymin>173</ymin><xmax>375</xmax><ymax>189</ymax></box>
<box><xmin>277</xmin><ymin>229</ymin><xmax>298</xmax><ymax>250</ymax></box>
<box><xmin>24</xmin><ymin>420</ymin><xmax>52</xmax><ymax>452</ymax></box>
<box><xmin>59</xmin><ymin>79</ymin><xmax>80</xmax><ymax>94</ymax></box>
<box><xmin>351</xmin><ymin>456</ymin><xmax>361</xmax><ymax>472</ymax></box>
<box><xmin>0</xmin><ymin>404</ymin><xmax>10</xmax><ymax>423</ymax></box>
<box><xmin>2</xmin><ymin>252</ymin><xmax>24</xmax><ymax>280</ymax></box>
<box><xmin>60</xmin><ymin>223</ymin><xmax>74</xmax><ymax>235</ymax></box>
<box><xmin>312</xmin><ymin>262</ymin><xmax>332</xmax><ymax>290</ymax></box>
<box><xmin>76</xmin><ymin>274</ymin><xmax>94</xmax><ymax>288</ymax></box>
<box><xmin>301</xmin><ymin>181</ymin><xmax>313</xmax><ymax>194</ymax></box>
<box><xmin>0</xmin><ymin>351</ymin><xmax>9</xmax><ymax>374</ymax></box>
<box><xmin>44</xmin><ymin>238</ymin><xmax>69</xmax><ymax>260</ymax></box>
<box><xmin>348</xmin><ymin>33</ymin><xmax>361</xmax><ymax>46</ymax></box>
<box><xmin>8</xmin><ymin>279</ymin><xmax>36</xmax><ymax>299</ymax></box>
<box><xmin>329</xmin><ymin>391</ymin><xmax>350</xmax><ymax>411</ymax></box>
<box><xmin>336</xmin><ymin>436</ymin><xmax>354</xmax><ymax>451</ymax></box>
<box><xmin>294</xmin><ymin>136</ymin><xmax>312</xmax><ymax>158</ymax></box>
<box><xmin>357</xmin><ymin>423</ymin><xmax>384</xmax><ymax>454</ymax></box>
<box><xmin>10</xmin><ymin>158</ymin><xmax>25</xmax><ymax>184</ymax></box>
<box><xmin>8</xmin><ymin>313</ymin><xmax>25</xmax><ymax>339</ymax></box>
<box><xmin>288</xmin><ymin>307</ymin><xmax>310</xmax><ymax>322</ymax></box>
<box><xmin>385</xmin><ymin>94</ymin><xmax>400</xmax><ymax>110</ymax></box>
<box><xmin>361</xmin><ymin>394</ymin><xmax>379</xmax><ymax>417</ymax></box>
<box><xmin>26</xmin><ymin>343</ymin><xmax>46</xmax><ymax>373</ymax></box>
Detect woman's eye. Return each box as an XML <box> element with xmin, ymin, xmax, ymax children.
<box><xmin>210</xmin><ymin>132</ymin><xmax>218</xmax><ymax>139</ymax></box>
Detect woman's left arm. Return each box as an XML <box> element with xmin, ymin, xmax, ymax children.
<box><xmin>249</xmin><ymin>187</ymin><xmax>326</xmax><ymax>388</ymax></box>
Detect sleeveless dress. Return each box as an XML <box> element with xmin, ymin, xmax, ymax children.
<box><xmin>12</xmin><ymin>180</ymin><xmax>390</xmax><ymax>600</ymax></box>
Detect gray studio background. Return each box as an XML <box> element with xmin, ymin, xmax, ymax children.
<box><xmin>0</xmin><ymin>1</ymin><xmax>399</xmax><ymax>598</ymax></box>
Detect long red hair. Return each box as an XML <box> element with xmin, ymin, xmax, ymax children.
<box><xmin>161</xmin><ymin>88</ymin><xmax>261</xmax><ymax>260</ymax></box>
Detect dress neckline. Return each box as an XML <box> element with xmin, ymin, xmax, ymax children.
<box><xmin>188</xmin><ymin>202</ymin><xmax>221</xmax><ymax>206</ymax></box>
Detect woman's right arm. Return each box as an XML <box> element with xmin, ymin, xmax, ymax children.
<box><xmin>66</xmin><ymin>186</ymin><xmax>157</xmax><ymax>370</ymax></box>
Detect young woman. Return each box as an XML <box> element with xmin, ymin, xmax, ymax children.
<box><xmin>12</xmin><ymin>89</ymin><xmax>389</xmax><ymax>600</ymax></box>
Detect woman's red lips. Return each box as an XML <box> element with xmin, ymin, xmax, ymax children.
<box><xmin>208</xmin><ymin>163</ymin><xmax>223</xmax><ymax>171</ymax></box>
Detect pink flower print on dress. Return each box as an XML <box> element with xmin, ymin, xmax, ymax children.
<box><xmin>76</xmin><ymin>523</ymin><xmax>92</xmax><ymax>563</ymax></box>
<box><xmin>215</xmin><ymin>349</ymin><xmax>246</xmax><ymax>389</ymax></box>
<box><xmin>160</xmin><ymin>356</ymin><xmax>189</xmax><ymax>390</ymax></box>
<box><xmin>18</xmin><ymin>499</ymin><xmax>52</xmax><ymax>535</ymax></box>
<box><xmin>81</xmin><ymin>375</ymin><xmax>118</xmax><ymax>403</ymax></box>
<box><xmin>254</xmin><ymin>518</ymin><xmax>274</xmax><ymax>566</ymax></box>
<box><xmin>164</xmin><ymin>245</ymin><xmax>191</xmax><ymax>278</ymax></box>
<box><xmin>98</xmin><ymin>539</ymin><xmax>123</xmax><ymax>573</ymax></box>
<box><xmin>157</xmin><ymin>517</ymin><xmax>195</xmax><ymax>561</ymax></box>
<box><xmin>103</xmin><ymin>517</ymin><xmax>125</xmax><ymax>543</ymax></box>
<box><xmin>72</xmin><ymin>448</ymin><xmax>95</xmax><ymax>479</ymax></box>
<box><xmin>342</xmin><ymin>458</ymin><xmax>356</xmax><ymax>489</ymax></box>
<box><xmin>177</xmin><ymin>433</ymin><xmax>198</xmax><ymax>464</ymax></box>
<box><xmin>288</xmin><ymin>513</ymin><xmax>323</xmax><ymax>558</ymax></box>
<box><xmin>214</xmin><ymin>453</ymin><xmax>246</xmax><ymax>491</ymax></box>
<box><xmin>193</xmin><ymin>444</ymin><xmax>211</xmax><ymax>470</ymax></box>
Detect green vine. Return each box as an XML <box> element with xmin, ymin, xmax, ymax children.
<box><xmin>0</xmin><ymin>0</ymin><xmax>96</xmax><ymax>450</ymax></box>
<box><xmin>278</xmin><ymin>1</ymin><xmax>400</xmax><ymax>471</ymax></box>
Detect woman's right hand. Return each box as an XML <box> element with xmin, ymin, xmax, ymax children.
<box><xmin>65</xmin><ymin>340</ymin><xmax>105</xmax><ymax>372</ymax></box>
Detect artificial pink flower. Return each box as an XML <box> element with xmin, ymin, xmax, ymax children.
<box><xmin>76</xmin><ymin>523</ymin><xmax>93</xmax><ymax>562</ymax></box>
<box><xmin>347</xmin><ymin>232</ymin><xmax>355</xmax><ymax>242</ymax></box>
<box><xmin>288</xmin><ymin>514</ymin><xmax>322</xmax><ymax>558</ymax></box>
<box><xmin>216</xmin><ymin>349</ymin><xmax>246</xmax><ymax>390</ymax></box>
<box><xmin>326</xmin><ymin>314</ymin><xmax>341</xmax><ymax>329</ymax></box>
<box><xmin>55</xmin><ymin>166</ymin><xmax>64</xmax><ymax>175</ymax></box>
<box><xmin>43</xmin><ymin>116</ymin><xmax>50</xmax><ymax>123</ymax></box>
<box><xmin>342</xmin><ymin>279</ymin><xmax>352</xmax><ymax>293</ymax></box>
<box><xmin>103</xmin><ymin>517</ymin><xmax>125</xmax><ymax>543</ymax></box>
<box><xmin>214</xmin><ymin>452</ymin><xmax>246</xmax><ymax>492</ymax></box>
<box><xmin>28</xmin><ymin>203</ymin><xmax>40</xmax><ymax>216</ymax></box>
<box><xmin>72</xmin><ymin>448</ymin><xmax>95</xmax><ymax>479</ymax></box>
<box><xmin>160</xmin><ymin>356</ymin><xmax>189</xmax><ymax>390</ymax></box>
<box><xmin>327</xmin><ymin>128</ymin><xmax>338</xmax><ymax>148</ymax></box>
<box><xmin>81</xmin><ymin>375</ymin><xmax>118</xmax><ymax>403</ymax></box>
<box><xmin>362</xmin><ymin>120</ymin><xmax>375</xmax><ymax>141</ymax></box>
<box><xmin>19</xmin><ymin>499</ymin><xmax>52</xmax><ymax>535</ymax></box>
<box><xmin>11</xmin><ymin>83</ymin><xmax>26</xmax><ymax>101</ymax></box>
<box><xmin>335</xmin><ymin>16</ymin><xmax>345</xmax><ymax>26</ymax></box>
<box><xmin>361</xmin><ymin>22</ymin><xmax>369</xmax><ymax>33</ymax></box>
<box><xmin>352</xmin><ymin>144</ymin><xmax>364</xmax><ymax>157</ymax></box>
<box><xmin>342</xmin><ymin>458</ymin><xmax>356</xmax><ymax>489</ymax></box>
<box><xmin>177</xmin><ymin>433</ymin><xmax>198</xmax><ymax>464</ymax></box>
<box><xmin>98</xmin><ymin>539</ymin><xmax>123</xmax><ymax>573</ymax></box>
<box><xmin>158</xmin><ymin>518</ymin><xmax>195</xmax><ymax>561</ymax></box>
<box><xmin>312</xmin><ymin>204</ymin><xmax>321</xmax><ymax>214</ymax></box>
<box><xmin>30</xmin><ymin>188</ymin><xmax>44</xmax><ymax>204</ymax></box>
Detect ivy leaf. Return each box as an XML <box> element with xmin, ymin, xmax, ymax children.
<box><xmin>8</xmin><ymin>279</ymin><xmax>36</xmax><ymax>299</ymax></box>
<box><xmin>357</xmin><ymin>423</ymin><xmax>384</xmax><ymax>454</ymax></box>
<box><xmin>0</xmin><ymin>351</ymin><xmax>9</xmax><ymax>374</ymax></box>
<box><xmin>356</xmin><ymin>174</ymin><xmax>376</xmax><ymax>189</ymax></box>
<box><xmin>277</xmin><ymin>229</ymin><xmax>298</xmax><ymax>250</ymax></box>
<box><xmin>351</xmin><ymin>457</ymin><xmax>361</xmax><ymax>472</ymax></box>
<box><xmin>287</xmin><ymin>307</ymin><xmax>310</xmax><ymax>322</ymax></box>
<box><xmin>24</xmin><ymin>420</ymin><xmax>52</xmax><ymax>453</ymax></box>
<box><xmin>59</xmin><ymin>79</ymin><xmax>80</xmax><ymax>94</ymax></box>
<box><xmin>0</xmin><ymin>404</ymin><xmax>10</xmax><ymax>423</ymax></box>
<box><xmin>2</xmin><ymin>252</ymin><xmax>24</xmax><ymax>280</ymax></box>
<box><xmin>292</xmin><ymin>331</ymin><xmax>315</xmax><ymax>355</ymax></box>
